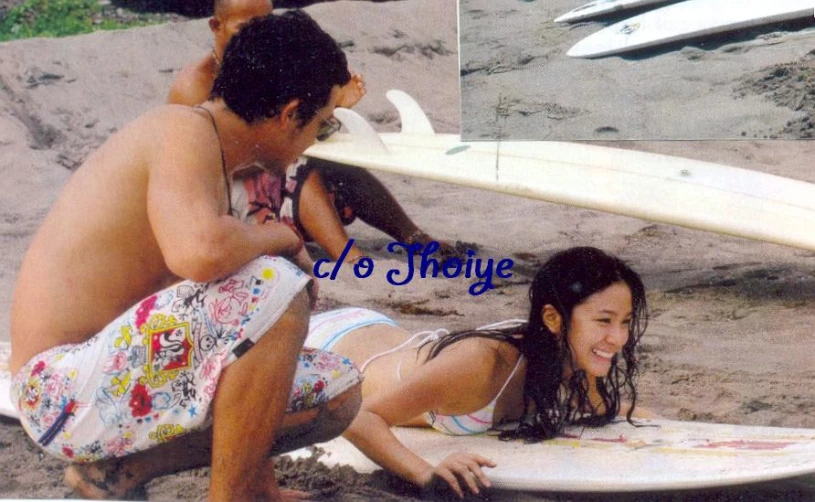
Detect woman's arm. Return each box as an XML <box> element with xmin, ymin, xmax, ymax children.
<box><xmin>343</xmin><ymin>340</ymin><xmax>504</xmax><ymax>497</ymax></box>
<box><xmin>619</xmin><ymin>402</ymin><xmax>662</xmax><ymax>419</ymax></box>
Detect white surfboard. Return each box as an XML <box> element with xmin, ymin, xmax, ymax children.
<box><xmin>567</xmin><ymin>0</ymin><xmax>813</xmax><ymax>58</ymax></box>
<box><xmin>286</xmin><ymin>419</ymin><xmax>815</xmax><ymax>492</ymax></box>
<box><xmin>0</xmin><ymin>341</ymin><xmax>18</xmax><ymax>419</ymax></box>
<box><xmin>304</xmin><ymin>90</ymin><xmax>815</xmax><ymax>253</ymax></box>
<box><xmin>554</xmin><ymin>0</ymin><xmax>674</xmax><ymax>24</ymax></box>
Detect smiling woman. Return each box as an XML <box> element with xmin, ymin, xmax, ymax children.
<box><xmin>303</xmin><ymin>246</ymin><xmax>654</xmax><ymax>498</ymax></box>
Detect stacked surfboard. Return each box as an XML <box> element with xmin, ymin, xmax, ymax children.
<box><xmin>555</xmin><ymin>0</ymin><xmax>814</xmax><ymax>58</ymax></box>
<box><xmin>554</xmin><ymin>0</ymin><xmax>674</xmax><ymax>23</ymax></box>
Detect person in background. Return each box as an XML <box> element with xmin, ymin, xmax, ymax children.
<box><xmin>169</xmin><ymin>0</ymin><xmax>456</xmax><ymax>264</ymax></box>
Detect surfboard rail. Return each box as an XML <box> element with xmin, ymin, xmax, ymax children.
<box><xmin>554</xmin><ymin>0</ymin><xmax>673</xmax><ymax>24</ymax></box>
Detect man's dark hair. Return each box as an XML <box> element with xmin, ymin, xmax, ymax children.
<box><xmin>211</xmin><ymin>10</ymin><xmax>350</xmax><ymax>125</ymax></box>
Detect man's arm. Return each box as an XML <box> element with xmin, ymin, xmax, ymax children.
<box><xmin>167</xmin><ymin>61</ymin><xmax>212</xmax><ymax>106</ymax></box>
<box><xmin>146</xmin><ymin>108</ymin><xmax>301</xmax><ymax>282</ymax></box>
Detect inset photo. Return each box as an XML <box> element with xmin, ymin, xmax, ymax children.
<box><xmin>460</xmin><ymin>0</ymin><xmax>815</xmax><ymax>140</ymax></box>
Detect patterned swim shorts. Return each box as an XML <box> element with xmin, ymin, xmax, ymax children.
<box><xmin>11</xmin><ymin>255</ymin><xmax>361</xmax><ymax>462</ymax></box>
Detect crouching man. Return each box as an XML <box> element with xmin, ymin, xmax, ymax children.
<box><xmin>9</xmin><ymin>11</ymin><xmax>359</xmax><ymax>501</ymax></box>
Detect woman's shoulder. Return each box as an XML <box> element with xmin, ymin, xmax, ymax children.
<box><xmin>439</xmin><ymin>334</ymin><xmax>521</xmax><ymax>372</ymax></box>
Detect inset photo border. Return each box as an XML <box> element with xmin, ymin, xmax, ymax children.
<box><xmin>459</xmin><ymin>0</ymin><xmax>815</xmax><ymax>140</ymax></box>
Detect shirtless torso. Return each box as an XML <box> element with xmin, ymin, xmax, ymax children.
<box><xmin>10</xmin><ymin>103</ymin><xmax>310</xmax><ymax>373</ymax></box>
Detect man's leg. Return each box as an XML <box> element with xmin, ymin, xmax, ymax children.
<box><xmin>64</xmin><ymin>384</ymin><xmax>360</xmax><ymax>499</ymax></box>
<box><xmin>306</xmin><ymin>159</ymin><xmax>423</xmax><ymax>243</ymax></box>
<box><xmin>63</xmin><ymin>290</ymin><xmax>361</xmax><ymax>500</ymax></box>
<box><xmin>302</xmin><ymin>160</ymin><xmax>461</xmax><ymax>259</ymax></box>
<box><xmin>208</xmin><ymin>288</ymin><xmax>310</xmax><ymax>500</ymax></box>
<box><xmin>295</xmin><ymin>168</ymin><xmax>365</xmax><ymax>262</ymax></box>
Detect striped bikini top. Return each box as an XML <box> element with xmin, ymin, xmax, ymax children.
<box><xmin>358</xmin><ymin>319</ymin><xmax>526</xmax><ymax>435</ymax></box>
<box><xmin>423</xmin><ymin>354</ymin><xmax>523</xmax><ymax>436</ymax></box>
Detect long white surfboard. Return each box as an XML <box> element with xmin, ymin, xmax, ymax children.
<box><xmin>287</xmin><ymin>419</ymin><xmax>815</xmax><ymax>492</ymax></box>
<box><xmin>567</xmin><ymin>0</ymin><xmax>814</xmax><ymax>58</ymax></box>
<box><xmin>305</xmin><ymin>90</ymin><xmax>815</xmax><ymax>253</ymax></box>
<box><xmin>554</xmin><ymin>0</ymin><xmax>674</xmax><ymax>24</ymax></box>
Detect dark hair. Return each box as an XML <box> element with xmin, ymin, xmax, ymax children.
<box><xmin>424</xmin><ymin>246</ymin><xmax>648</xmax><ymax>442</ymax></box>
<box><xmin>210</xmin><ymin>10</ymin><xmax>350</xmax><ymax>125</ymax></box>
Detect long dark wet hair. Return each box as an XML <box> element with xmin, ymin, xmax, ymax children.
<box><xmin>422</xmin><ymin>246</ymin><xmax>648</xmax><ymax>442</ymax></box>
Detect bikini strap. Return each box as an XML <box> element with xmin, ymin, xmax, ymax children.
<box><xmin>359</xmin><ymin>328</ymin><xmax>448</xmax><ymax>373</ymax></box>
<box><xmin>194</xmin><ymin>105</ymin><xmax>234</xmax><ymax>217</ymax></box>
<box><xmin>494</xmin><ymin>354</ymin><xmax>524</xmax><ymax>401</ymax></box>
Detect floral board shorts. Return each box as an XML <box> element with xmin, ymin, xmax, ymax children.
<box><xmin>11</xmin><ymin>255</ymin><xmax>361</xmax><ymax>463</ymax></box>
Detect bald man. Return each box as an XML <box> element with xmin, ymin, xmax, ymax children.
<box><xmin>169</xmin><ymin>0</ymin><xmax>453</xmax><ymax>264</ymax></box>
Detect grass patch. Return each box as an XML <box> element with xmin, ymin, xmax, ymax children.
<box><xmin>0</xmin><ymin>0</ymin><xmax>154</xmax><ymax>42</ymax></box>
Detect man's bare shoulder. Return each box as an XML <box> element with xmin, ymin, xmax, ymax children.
<box><xmin>168</xmin><ymin>55</ymin><xmax>215</xmax><ymax>106</ymax></box>
<box><xmin>112</xmin><ymin>105</ymin><xmax>204</xmax><ymax>143</ymax></box>
<box><xmin>143</xmin><ymin>105</ymin><xmax>218</xmax><ymax>155</ymax></box>
<box><xmin>94</xmin><ymin>105</ymin><xmax>214</xmax><ymax>173</ymax></box>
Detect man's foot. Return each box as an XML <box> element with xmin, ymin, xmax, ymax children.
<box><xmin>404</xmin><ymin>231</ymin><xmax>477</xmax><ymax>261</ymax></box>
<box><xmin>64</xmin><ymin>460</ymin><xmax>143</xmax><ymax>500</ymax></box>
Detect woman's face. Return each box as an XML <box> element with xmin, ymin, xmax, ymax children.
<box><xmin>566</xmin><ymin>281</ymin><xmax>633</xmax><ymax>378</ymax></box>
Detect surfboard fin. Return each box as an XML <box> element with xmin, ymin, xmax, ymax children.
<box><xmin>332</xmin><ymin>108</ymin><xmax>389</xmax><ymax>154</ymax></box>
<box><xmin>386</xmin><ymin>89</ymin><xmax>435</xmax><ymax>136</ymax></box>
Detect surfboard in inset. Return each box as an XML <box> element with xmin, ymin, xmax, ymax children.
<box><xmin>304</xmin><ymin>90</ymin><xmax>815</xmax><ymax>253</ymax></box>
<box><xmin>287</xmin><ymin>418</ymin><xmax>815</xmax><ymax>492</ymax></box>
<box><xmin>554</xmin><ymin>0</ymin><xmax>673</xmax><ymax>24</ymax></box>
<box><xmin>567</xmin><ymin>0</ymin><xmax>813</xmax><ymax>58</ymax></box>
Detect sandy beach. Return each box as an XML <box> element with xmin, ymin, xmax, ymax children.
<box><xmin>459</xmin><ymin>0</ymin><xmax>815</xmax><ymax>140</ymax></box>
<box><xmin>2</xmin><ymin>0</ymin><xmax>815</xmax><ymax>500</ymax></box>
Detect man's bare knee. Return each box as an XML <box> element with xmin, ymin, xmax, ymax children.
<box><xmin>322</xmin><ymin>382</ymin><xmax>362</xmax><ymax>430</ymax></box>
<box><xmin>271</xmin><ymin>382</ymin><xmax>362</xmax><ymax>455</ymax></box>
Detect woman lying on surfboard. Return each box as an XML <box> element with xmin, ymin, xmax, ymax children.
<box><xmin>306</xmin><ymin>246</ymin><xmax>655</xmax><ymax>498</ymax></box>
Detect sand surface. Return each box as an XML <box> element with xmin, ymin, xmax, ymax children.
<box><xmin>2</xmin><ymin>0</ymin><xmax>815</xmax><ymax>500</ymax></box>
<box><xmin>460</xmin><ymin>0</ymin><xmax>815</xmax><ymax>140</ymax></box>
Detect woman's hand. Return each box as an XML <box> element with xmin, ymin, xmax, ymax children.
<box><xmin>421</xmin><ymin>451</ymin><xmax>496</xmax><ymax>499</ymax></box>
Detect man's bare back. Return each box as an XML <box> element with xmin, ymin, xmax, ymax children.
<box><xmin>10</xmin><ymin>105</ymin><xmax>305</xmax><ymax>373</ymax></box>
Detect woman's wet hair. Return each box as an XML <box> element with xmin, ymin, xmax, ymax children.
<box><xmin>211</xmin><ymin>10</ymin><xmax>350</xmax><ymax>125</ymax></box>
<box><xmin>423</xmin><ymin>246</ymin><xmax>648</xmax><ymax>442</ymax></box>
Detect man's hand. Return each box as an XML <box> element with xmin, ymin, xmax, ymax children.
<box><xmin>290</xmin><ymin>246</ymin><xmax>319</xmax><ymax>308</ymax></box>
<box><xmin>273</xmin><ymin>222</ymin><xmax>319</xmax><ymax>308</ymax></box>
